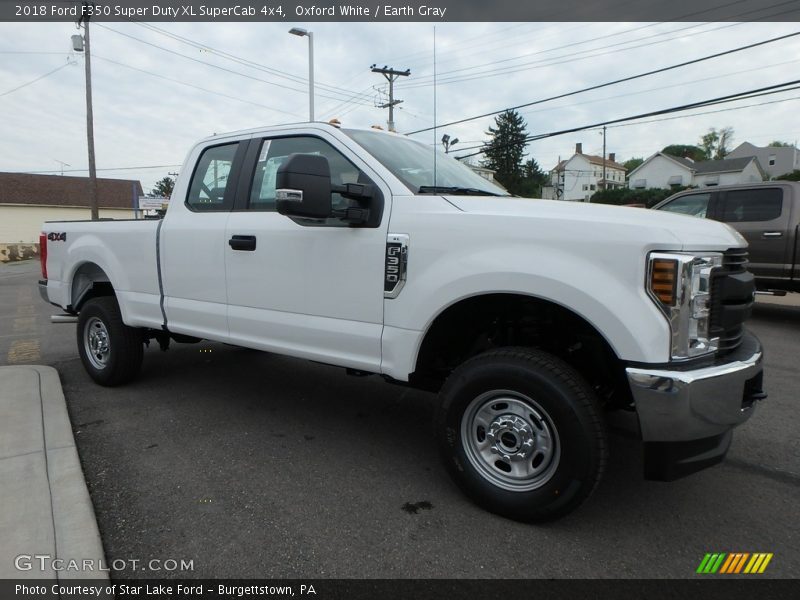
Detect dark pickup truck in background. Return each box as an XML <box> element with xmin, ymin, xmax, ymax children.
<box><xmin>654</xmin><ymin>181</ymin><xmax>800</xmax><ymax>293</ymax></box>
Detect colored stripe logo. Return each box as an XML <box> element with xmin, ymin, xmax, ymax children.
<box><xmin>697</xmin><ymin>553</ymin><xmax>773</xmax><ymax>574</ymax></box>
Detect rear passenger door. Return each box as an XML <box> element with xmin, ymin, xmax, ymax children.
<box><xmin>161</xmin><ymin>141</ymin><xmax>247</xmax><ymax>341</ymax></box>
<box><xmin>718</xmin><ymin>187</ymin><xmax>790</xmax><ymax>280</ymax></box>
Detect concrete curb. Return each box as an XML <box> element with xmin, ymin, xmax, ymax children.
<box><xmin>0</xmin><ymin>365</ymin><xmax>108</xmax><ymax>581</ymax></box>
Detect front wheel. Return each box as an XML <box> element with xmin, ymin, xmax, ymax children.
<box><xmin>77</xmin><ymin>296</ymin><xmax>143</xmax><ymax>386</ymax></box>
<box><xmin>436</xmin><ymin>347</ymin><xmax>607</xmax><ymax>522</ymax></box>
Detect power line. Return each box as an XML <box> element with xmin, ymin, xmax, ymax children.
<box><xmin>19</xmin><ymin>164</ymin><xmax>182</xmax><ymax>175</ymax></box>
<box><xmin>0</xmin><ymin>51</ymin><xmax>73</xmax><ymax>55</ymax></box>
<box><xmin>0</xmin><ymin>62</ymin><xmax>72</xmax><ymax>98</ymax></box>
<box><xmin>399</xmin><ymin>2</ymin><xmax>800</xmax><ymax>90</ymax></box>
<box><xmin>134</xmin><ymin>23</ymin><xmax>375</xmax><ymax>104</ymax></box>
<box><xmin>406</xmin><ymin>31</ymin><xmax>800</xmax><ymax>135</ymax></box>
<box><xmin>516</xmin><ymin>56</ymin><xmax>800</xmax><ymax>119</ymax></box>
<box><xmin>93</xmin><ymin>24</ymin><xmax>374</xmax><ymax>107</ymax></box>
<box><xmin>404</xmin><ymin>21</ymin><xmax>707</xmax><ymax>86</ymax></box>
<box><xmin>606</xmin><ymin>92</ymin><xmax>800</xmax><ymax>130</ymax></box>
<box><xmin>92</xmin><ymin>54</ymin><xmax>302</xmax><ymax>119</ymax></box>
<box><xmin>453</xmin><ymin>79</ymin><xmax>800</xmax><ymax>160</ymax></box>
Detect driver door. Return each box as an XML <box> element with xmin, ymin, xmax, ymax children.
<box><xmin>224</xmin><ymin>133</ymin><xmax>390</xmax><ymax>372</ymax></box>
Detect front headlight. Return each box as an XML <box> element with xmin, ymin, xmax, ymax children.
<box><xmin>647</xmin><ymin>252</ymin><xmax>722</xmax><ymax>360</ymax></box>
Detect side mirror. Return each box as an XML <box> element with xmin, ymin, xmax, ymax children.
<box><xmin>276</xmin><ymin>154</ymin><xmax>333</xmax><ymax>219</ymax></box>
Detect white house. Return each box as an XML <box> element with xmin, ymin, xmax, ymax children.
<box><xmin>627</xmin><ymin>153</ymin><xmax>765</xmax><ymax>190</ymax></box>
<box><xmin>543</xmin><ymin>143</ymin><xmax>627</xmax><ymax>201</ymax></box>
<box><xmin>726</xmin><ymin>142</ymin><xmax>799</xmax><ymax>179</ymax></box>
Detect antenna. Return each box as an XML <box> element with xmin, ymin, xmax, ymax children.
<box><xmin>54</xmin><ymin>159</ymin><xmax>70</xmax><ymax>175</ymax></box>
<box><xmin>433</xmin><ymin>26</ymin><xmax>437</xmax><ymax>189</ymax></box>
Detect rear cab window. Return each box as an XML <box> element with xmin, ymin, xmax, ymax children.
<box><xmin>721</xmin><ymin>189</ymin><xmax>783</xmax><ymax>223</ymax></box>
<box><xmin>186</xmin><ymin>143</ymin><xmax>241</xmax><ymax>211</ymax></box>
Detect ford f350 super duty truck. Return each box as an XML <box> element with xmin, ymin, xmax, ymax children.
<box><xmin>39</xmin><ymin>122</ymin><xmax>766</xmax><ymax>521</ymax></box>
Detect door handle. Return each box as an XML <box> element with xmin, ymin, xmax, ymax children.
<box><xmin>229</xmin><ymin>235</ymin><xmax>257</xmax><ymax>251</ymax></box>
<box><xmin>762</xmin><ymin>231</ymin><xmax>783</xmax><ymax>238</ymax></box>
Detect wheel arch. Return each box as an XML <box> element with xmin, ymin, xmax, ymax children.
<box><xmin>411</xmin><ymin>292</ymin><xmax>630</xmax><ymax>406</ymax></box>
<box><xmin>69</xmin><ymin>261</ymin><xmax>115</xmax><ymax>312</ymax></box>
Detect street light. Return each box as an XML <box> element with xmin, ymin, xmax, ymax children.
<box><xmin>289</xmin><ymin>27</ymin><xmax>314</xmax><ymax>122</ymax></box>
<box><xmin>442</xmin><ymin>134</ymin><xmax>459</xmax><ymax>153</ymax></box>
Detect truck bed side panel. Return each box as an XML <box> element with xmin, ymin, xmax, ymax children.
<box><xmin>42</xmin><ymin>220</ymin><xmax>162</xmax><ymax>327</ymax></box>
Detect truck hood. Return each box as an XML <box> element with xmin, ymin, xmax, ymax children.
<box><xmin>444</xmin><ymin>196</ymin><xmax>746</xmax><ymax>251</ymax></box>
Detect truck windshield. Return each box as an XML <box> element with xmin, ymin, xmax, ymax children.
<box><xmin>343</xmin><ymin>129</ymin><xmax>509</xmax><ymax>196</ymax></box>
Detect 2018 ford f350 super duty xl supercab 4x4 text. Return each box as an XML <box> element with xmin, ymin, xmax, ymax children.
<box><xmin>39</xmin><ymin>123</ymin><xmax>766</xmax><ymax>521</ymax></box>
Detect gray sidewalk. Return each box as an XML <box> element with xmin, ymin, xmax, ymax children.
<box><xmin>0</xmin><ymin>365</ymin><xmax>108</xmax><ymax>581</ymax></box>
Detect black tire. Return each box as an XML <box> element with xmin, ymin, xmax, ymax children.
<box><xmin>76</xmin><ymin>296</ymin><xmax>144</xmax><ymax>386</ymax></box>
<box><xmin>436</xmin><ymin>347</ymin><xmax>607</xmax><ymax>522</ymax></box>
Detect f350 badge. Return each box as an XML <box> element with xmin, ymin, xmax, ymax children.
<box><xmin>384</xmin><ymin>234</ymin><xmax>409</xmax><ymax>299</ymax></box>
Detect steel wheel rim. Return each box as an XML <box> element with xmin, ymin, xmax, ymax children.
<box><xmin>83</xmin><ymin>316</ymin><xmax>110</xmax><ymax>370</ymax></box>
<box><xmin>460</xmin><ymin>390</ymin><xmax>560</xmax><ymax>492</ymax></box>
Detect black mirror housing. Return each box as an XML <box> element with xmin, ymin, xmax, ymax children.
<box><xmin>276</xmin><ymin>154</ymin><xmax>333</xmax><ymax>219</ymax></box>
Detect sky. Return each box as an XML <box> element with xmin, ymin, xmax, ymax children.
<box><xmin>1</xmin><ymin>20</ymin><xmax>799</xmax><ymax>193</ymax></box>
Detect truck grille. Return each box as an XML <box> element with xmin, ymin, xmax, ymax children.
<box><xmin>710</xmin><ymin>249</ymin><xmax>754</xmax><ymax>354</ymax></box>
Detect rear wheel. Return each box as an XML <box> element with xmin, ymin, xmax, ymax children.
<box><xmin>77</xmin><ymin>296</ymin><xmax>143</xmax><ymax>386</ymax></box>
<box><xmin>436</xmin><ymin>347</ymin><xmax>607</xmax><ymax>522</ymax></box>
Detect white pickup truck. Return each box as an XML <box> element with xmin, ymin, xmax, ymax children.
<box><xmin>39</xmin><ymin>122</ymin><xmax>766</xmax><ymax>521</ymax></box>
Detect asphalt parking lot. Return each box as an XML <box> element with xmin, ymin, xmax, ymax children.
<box><xmin>1</xmin><ymin>259</ymin><xmax>798</xmax><ymax>579</ymax></box>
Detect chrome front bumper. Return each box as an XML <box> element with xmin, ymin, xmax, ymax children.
<box><xmin>627</xmin><ymin>331</ymin><xmax>763</xmax><ymax>442</ymax></box>
<box><xmin>626</xmin><ymin>331</ymin><xmax>765</xmax><ymax>480</ymax></box>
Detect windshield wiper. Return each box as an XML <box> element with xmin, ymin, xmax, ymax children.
<box><xmin>417</xmin><ymin>185</ymin><xmax>503</xmax><ymax>196</ymax></box>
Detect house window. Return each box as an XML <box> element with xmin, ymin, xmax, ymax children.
<box><xmin>632</xmin><ymin>179</ymin><xmax>646</xmax><ymax>189</ymax></box>
<box><xmin>667</xmin><ymin>175</ymin><xmax>683</xmax><ymax>187</ymax></box>
<box><xmin>582</xmin><ymin>184</ymin><xmax>588</xmax><ymax>191</ymax></box>
<box><xmin>768</xmin><ymin>154</ymin><xmax>776</xmax><ymax>166</ymax></box>
<box><xmin>590</xmin><ymin>184</ymin><xmax>596</xmax><ymax>191</ymax></box>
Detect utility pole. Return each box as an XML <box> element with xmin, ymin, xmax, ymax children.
<box><xmin>370</xmin><ymin>65</ymin><xmax>410</xmax><ymax>132</ymax></box>
<box><xmin>601</xmin><ymin>125</ymin><xmax>607</xmax><ymax>192</ymax></box>
<box><xmin>555</xmin><ymin>155</ymin><xmax>563</xmax><ymax>200</ymax></box>
<box><xmin>75</xmin><ymin>3</ymin><xmax>99</xmax><ymax>220</ymax></box>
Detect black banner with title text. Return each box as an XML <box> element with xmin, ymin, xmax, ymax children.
<box><xmin>2</xmin><ymin>578</ymin><xmax>799</xmax><ymax>600</ymax></box>
<box><xmin>1</xmin><ymin>0</ymin><xmax>800</xmax><ymax>22</ymax></box>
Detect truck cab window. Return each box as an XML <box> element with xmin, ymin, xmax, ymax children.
<box><xmin>722</xmin><ymin>189</ymin><xmax>782</xmax><ymax>223</ymax></box>
<box><xmin>186</xmin><ymin>143</ymin><xmax>239</xmax><ymax>211</ymax></box>
<box><xmin>248</xmin><ymin>136</ymin><xmax>370</xmax><ymax>223</ymax></box>
<box><xmin>659</xmin><ymin>193</ymin><xmax>711</xmax><ymax>218</ymax></box>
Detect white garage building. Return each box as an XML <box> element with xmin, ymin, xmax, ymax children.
<box><xmin>0</xmin><ymin>172</ymin><xmax>142</xmax><ymax>262</ymax></box>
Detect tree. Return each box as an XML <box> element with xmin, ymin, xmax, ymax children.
<box><xmin>700</xmin><ymin>126</ymin><xmax>734</xmax><ymax>160</ymax></box>
<box><xmin>482</xmin><ymin>109</ymin><xmax>529</xmax><ymax>194</ymax></box>
<box><xmin>769</xmin><ymin>140</ymin><xmax>794</xmax><ymax>147</ymax></box>
<box><xmin>151</xmin><ymin>176</ymin><xmax>175</xmax><ymax>198</ymax></box>
<box><xmin>622</xmin><ymin>157</ymin><xmax>644</xmax><ymax>173</ymax></box>
<box><xmin>778</xmin><ymin>169</ymin><xmax>800</xmax><ymax>181</ymax></box>
<box><xmin>517</xmin><ymin>157</ymin><xmax>548</xmax><ymax>197</ymax></box>
<box><xmin>662</xmin><ymin>144</ymin><xmax>706</xmax><ymax>161</ymax></box>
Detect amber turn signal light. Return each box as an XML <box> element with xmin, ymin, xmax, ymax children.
<box><xmin>651</xmin><ymin>258</ymin><xmax>678</xmax><ymax>305</ymax></box>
